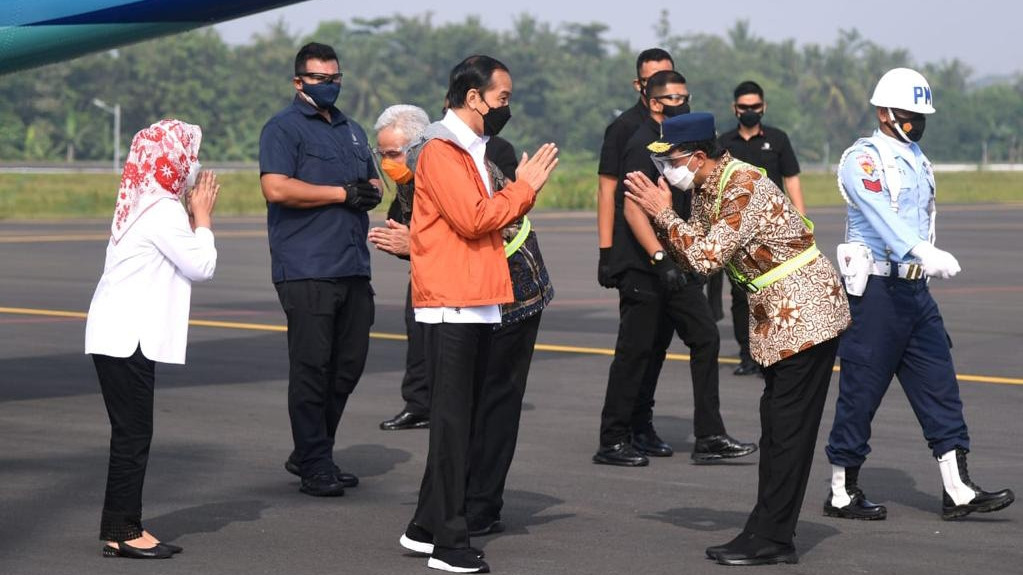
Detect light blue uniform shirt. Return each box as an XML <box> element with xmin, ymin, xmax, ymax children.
<box><xmin>840</xmin><ymin>130</ymin><xmax>935</xmax><ymax>263</ymax></box>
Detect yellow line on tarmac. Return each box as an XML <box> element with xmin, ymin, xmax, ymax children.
<box><xmin>2</xmin><ymin>306</ymin><xmax>1021</xmax><ymax>386</ymax></box>
<box><xmin>0</xmin><ymin>230</ymin><xmax>266</xmax><ymax>244</ymax></box>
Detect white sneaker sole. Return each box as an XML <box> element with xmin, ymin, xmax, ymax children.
<box><xmin>399</xmin><ymin>533</ymin><xmax>433</xmax><ymax>555</ymax></box>
<box><xmin>426</xmin><ymin>557</ymin><xmax>488</xmax><ymax>573</ymax></box>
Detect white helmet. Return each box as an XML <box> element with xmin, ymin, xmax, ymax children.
<box><xmin>870</xmin><ymin>67</ymin><xmax>935</xmax><ymax>114</ymax></box>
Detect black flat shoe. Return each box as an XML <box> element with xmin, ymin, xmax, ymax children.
<box><xmin>299</xmin><ymin>471</ymin><xmax>346</xmax><ymax>497</ymax></box>
<box><xmin>691</xmin><ymin>433</ymin><xmax>758</xmax><ymax>463</ymax></box>
<box><xmin>714</xmin><ymin>535</ymin><xmax>798</xmax><ymax>566</ymax></box>
<box><xmin>102</xmin><ymin>541</ymin><xmax>174</xmax><ymax>559</ymax></box>
<box><xmin>286</xmin><ymin>458</ymin><xmax>359</xmax><ymax>488</ymax></box>
<box><xmin>593</xmin><ymin>442</ymin><xmax>649</xmax><ymax>466</ymax></box>
<box><xmin>158</xmin><ymin>542</ymin><xmax>183</xmax><ymax>554</ymax></box>
<box><xmin>380</xmin><ymin>410</ymin><xmax>430</xmax><ymax>431</ymax></box>
<box><xmin>632</xmin><ymin>429</ymin><xmax>674</xmax><ymax>457</ymax></box>
<box><xmin>705</xmin><ymin>531</ymin><xmax>753</xmax><ymax>559</ymax></box>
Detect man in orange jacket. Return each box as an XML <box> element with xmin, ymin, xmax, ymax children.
<box><xmin>397</xmin><ymin>54</ymin><xmax>558</xmax><ymax>574</ymax></box>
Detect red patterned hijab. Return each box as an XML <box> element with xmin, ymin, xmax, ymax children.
<box><xmin>111</xmin><ymin>119</ymin><xmax>202</xmax><ymax>243</ymax></box>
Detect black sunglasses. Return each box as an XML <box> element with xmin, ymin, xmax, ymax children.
<box><xmin>297</xmin><ymin>72</ymin><xmax>343</xmax><ymax>84</ymax></box>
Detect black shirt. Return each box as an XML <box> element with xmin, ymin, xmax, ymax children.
<box><xmin>486</xmin><ymin>136</ymin><xmax>518</xmax><ymax>181</ymax></box>
<box><xmin>597</xmin><ymin>99</ymin><xmax>648</xmax><ymax>178</ymax></box>
<box><xmin>718</xmin><ymin>124</ymin><xmax>800</xmax><ymax>189</ymax></box>
<box><xmin>608</xmin><ymin>116</ymin><xmax>691</xmax><ymax>278</ymax></box>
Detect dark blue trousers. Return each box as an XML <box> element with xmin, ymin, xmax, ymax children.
<box><xmin>826</xmin><ymin>274</ymin><xmax>969</xmax><ymax>468</ymax></box>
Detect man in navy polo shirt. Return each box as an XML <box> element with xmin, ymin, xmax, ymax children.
<box><xmin>259</xmin><ymin>42</ymin><xmax>382</xmax><ymax>497</ymax></box>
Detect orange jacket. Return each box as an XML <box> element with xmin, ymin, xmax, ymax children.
<box><xmin>410</xmin><ymin>137</ymin><xmax>536</xmax><ymax>308</ymax></box>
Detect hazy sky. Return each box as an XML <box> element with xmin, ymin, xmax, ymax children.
<box><xmin>214</xmin><ymin>0</ymin><xmax>1020</xmax><ymax>78</ymax></box>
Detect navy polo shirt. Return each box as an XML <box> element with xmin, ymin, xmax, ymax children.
<box><xmin>259</xmin><ymin>95</ymin><xmax>377</xmax><ymax>283</ymax></box>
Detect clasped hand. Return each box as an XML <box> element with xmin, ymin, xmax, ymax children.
<box><xmin>623</xmin><ymin>171</ymin><xmax>673</xmax><ymax>218</ymax></box>
<box><xmin>187</xmin><ymin>170</ymin><xmax>219</xmax><ymax>229</ymax></box>
<box><xmin>515</xmin><ymin>143</ymin><xmax>560</xmax><ymax>193</ymax></box>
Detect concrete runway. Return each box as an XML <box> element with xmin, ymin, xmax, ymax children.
<box><xmin>1</xmin><ymin>206</ymin><xmax>1021</xmax><ymax>575</ymax></box>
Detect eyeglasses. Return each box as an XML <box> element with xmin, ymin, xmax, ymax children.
<box><xmin>373</xmin><ymin>147</ymin><xmax>405</xmax><ymax>160</ymax></box>
<box><xmin>653</xmin><ymin>94</ymin><xmax>691</xmax><ymax>105</ymax></box>
<box><xmin>651</xmin><ymin>151</ymin><xmax>695</xmax><ymax>172</ymax></box>
<box><xmin>298</xmin><ymin>72</ymin><xmax>343</xmax><ymax>84</ymax></box>
<box><xmin>735</xmin><ymin>103</ymin><xmax>764</xmax><ymax>112</ymax></box>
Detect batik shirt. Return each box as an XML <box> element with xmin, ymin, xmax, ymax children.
<box><xmin>652</xmin><ymin>153</ymin><xmax>851</xmax><ymax>366</ymax></box>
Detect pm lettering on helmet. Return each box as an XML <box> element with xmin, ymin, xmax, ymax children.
<box><xmin>913</xmin><ymin>86</ymin><xmax>932</xmax><ymax>105</ymax></box>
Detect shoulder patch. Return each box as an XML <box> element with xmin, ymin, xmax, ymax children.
<box><xmin>862</xmin><ymin>178</ymin><xmax>882</xmax><ymax>193</ymax></box>
<box><xmin>856</xmin><ymin>153</ymin><xmax>876</xmax><ymax>176</ymax></box>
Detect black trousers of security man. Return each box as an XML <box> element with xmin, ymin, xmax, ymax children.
<box><xmin>276</xmin><ymin>278</ymin><xmax>373</xmax><ymax>476</ymax></box>
<box><xmin>601</xmin><ymin>270</ymin><xmax>724</xmax><ymax>446</ymax></box>
<box><xmin>400</xmin><ymin>283</ymin><xmax>430</xmax><ymax>417</ymax></box>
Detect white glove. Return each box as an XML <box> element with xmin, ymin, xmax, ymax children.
<box><xmin>910</xmin><ymin>242</ymin><xmax>961</xmax><ymax>279</ymax></box>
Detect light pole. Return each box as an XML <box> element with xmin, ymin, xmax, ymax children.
<box><xmin>92</xmin><ymin>98</ymin><xmax>121</xmax><ymax>172</ymax></box>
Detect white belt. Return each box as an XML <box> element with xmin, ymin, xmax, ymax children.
<box><xmin>870</xmin><ymin>261</ymin><xmax>924</xmax><ymax>280</ymax></box>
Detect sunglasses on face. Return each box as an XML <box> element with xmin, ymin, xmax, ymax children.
<box><xmin>735</xmin><ymin>103</ymin><xmax>764</xmax><ymax>112</ymax></box>
<box><xmin>298</xmin><ymin>72</ymin><xmax>343</xmax><ymax>84</ymax></box>
<box><xmin>373</xmin><ymin>147</ymin><xmax>404</xmax><ymax>160</ymax></box>
<box><xmin>652</xmin><ymin>94</ymin><xmax>691</xmax><ymax>105</ymax></box>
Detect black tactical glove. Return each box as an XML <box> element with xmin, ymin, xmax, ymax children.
<box><xmin>342</xmin><ymin>181</ymin><xmax>382</xmax><ymax>212</ymax></box>
<box><xmin>653</xmin><ymin>256</ymin><xmax>687</xmax><ymax>292</ymax></box>
<box><xmin>598</xmin><ymin>247</ymin><xmax>618</xmax><ymax>288</ymax></box>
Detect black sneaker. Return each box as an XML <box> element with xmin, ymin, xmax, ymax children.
<box><xmin>428</xmin><ymin>546</ymin><xmax>490</xmax><ymax>573</ymax></box>
<box><xmin>399</xmin><ymin>521</ymin><xmax>434</xmax><ymax>555</ymax></box>
<box><xmin>401</xmin><ymin>523</ymin><xmax>486</xmax><ymax>559</ymax></box>
<box><xmin>299</xmin><ymin>471</ymin><xmax>345</xmax><ymax>497</ymax></box>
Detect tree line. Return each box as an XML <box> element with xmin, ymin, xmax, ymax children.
<box><xmin>1</xmin><ymin>12</ymin><xmax>1021</xmax><ymax>165</ymax></box>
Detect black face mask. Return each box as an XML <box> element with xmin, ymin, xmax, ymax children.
<box><xmin>738</xmin><ymin>110</ymin><xmax>762</xmax><ymax>128</ymax></box>
<box><xmin>480</xmin><ymin>103</ymin><xmax>512</xmax><ymax>136</ymax></box>
<box><xmin>662</xmin><ymin>102</ymin><xmax>690</xmax><ymax>118</ymax></box>
<box><xmin>889</xmin><ymin>109</ymin><xmax>926</xmax><ymax>142</ymax></box>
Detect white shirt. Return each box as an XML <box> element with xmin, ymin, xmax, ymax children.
<box><xmin>414</xmin><ymin>109</ymin><xmax>500</xmax><ymax>325</ymax></box>
<box><xmin>85</xmin><ymin>198</ymin><xmax>217</xmax><ymax>364</ymax></box>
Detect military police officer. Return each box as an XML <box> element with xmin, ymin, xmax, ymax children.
<box><xmin>824</xmin><ymin>68</ymin><xmax>1014</xmax><ymax>521</ymax></box>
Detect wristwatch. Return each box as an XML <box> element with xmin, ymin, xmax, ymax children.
<box><xmin>650</xmin><ymin>250</ymin><xmax>666</xmax><ymax>265</ymax></box>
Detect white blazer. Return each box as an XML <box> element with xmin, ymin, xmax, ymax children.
<box><xmin>85</xmin><ymin>198</ymin><xmax>217</xmax><ymax>364</ymax></box>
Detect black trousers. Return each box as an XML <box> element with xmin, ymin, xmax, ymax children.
<box><xmin>400</xmin><ymin>282</ymin><xmax>429</xmax><ymax>416</ymax></box>
<box><xmin>413</xmin><ymin>322</ymin><xmax>493</xmax><ymax>549</ymax></box>
<box><xmin>466</xmin><ymin>312</ymin><xmax>542</xmax><ymax>526</ymax></box>
<box><xmin>743</xmin><ymin>337</ymin><xmax>839</xmax><ymax>544</ymax></box>
<box><xmin>706</xmin><ymin>270</ymin><xmax>725</xmax><ymax>321</ymax></box>
<box><xmin>601</xmin><ymin>270</ymin><xmax>724</xmax><ymax>446</ymax></box>
<box><xmin>275</xmin><ymin>278</ymin><xmax>373</xmax><ymax>477</ymax></box>
<box><xmin>93</xmin><ymin>346</ymin><xmax>155</xmax><ymax>542</ymax></box>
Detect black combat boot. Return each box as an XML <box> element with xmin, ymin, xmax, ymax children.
<box><xmin>938</xmin><ymin>448</ymin><xmax>1015</xmax><ymax>520</ymax></box>
<box><xmin>823</xmin><ymin>464</ymin><xmax>887</xmax><ymax>520</ymax></box>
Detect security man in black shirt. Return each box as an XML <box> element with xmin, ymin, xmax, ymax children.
<box><xmin>714</xmin><ymin>80</ymin><xmax>804</xmax><ymax>376</ymax></box>
<box><xmin>595</xmin><ymin>70</ymin><xmax>757</xmax><ymax>466</ymax></box>
<box><xmin>596</xmin><ymin>48</ymin><xmax>674</xmax><ymax>288</ymax></box>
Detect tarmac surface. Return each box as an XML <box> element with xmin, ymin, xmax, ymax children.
<box><xmin>1</xmin><ymin>205</ymin><xmax>1021</xmax><ymax>575</ymax></box>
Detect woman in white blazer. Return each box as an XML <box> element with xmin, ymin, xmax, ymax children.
<box><xmin>85</xmin><ymin>119</ymin><xmax>219</xmax><ymax>559</ymax></box>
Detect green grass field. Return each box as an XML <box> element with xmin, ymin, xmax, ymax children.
<box><xmin>0</xmin><ymin>161</ymin><xmax>1019</xmax><ymax>219</ymax></box>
